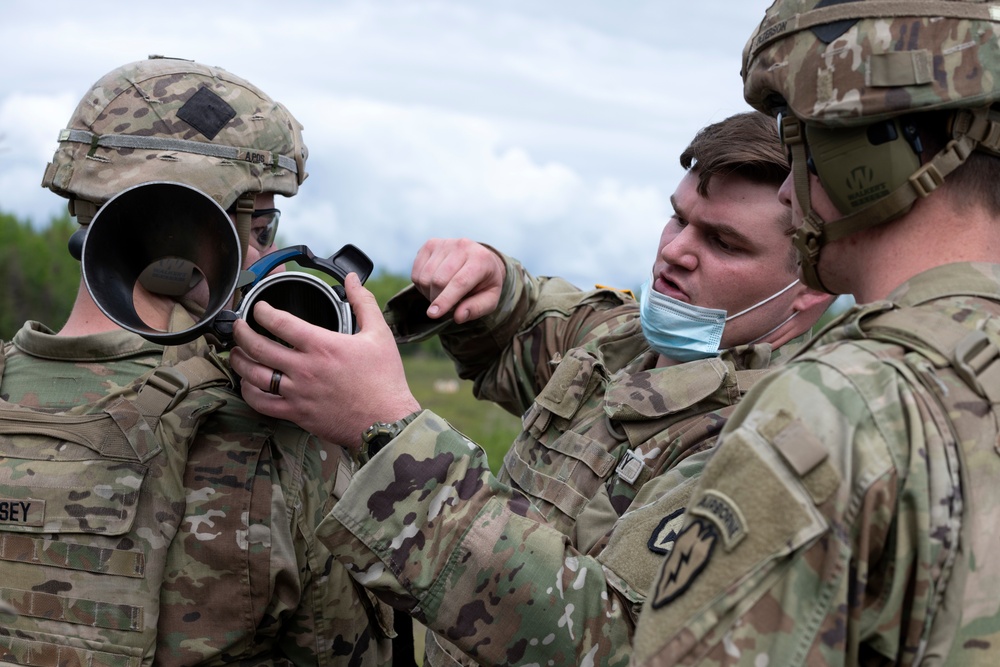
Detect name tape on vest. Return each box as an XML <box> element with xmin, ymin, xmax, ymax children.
<box><xmin>0</xmin><ymin>498</ymin><xmax>44</xmax><ymax>526</ymax></box>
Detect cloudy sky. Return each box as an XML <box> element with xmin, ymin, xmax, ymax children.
<box><xmin>1</xmin><ymin>0</ymin><xmax>771</xmax><ymax>291</ymax></box>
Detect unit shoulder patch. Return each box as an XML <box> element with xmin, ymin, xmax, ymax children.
<box><xmin>650</xmin><ymin>518</ymin><xmax>717</xmax><ymax>608</ymax></box>
<box><xmin>647</xmin><ymin>507</ymin><xmax>686</xmax><ymax>556</ymax></box>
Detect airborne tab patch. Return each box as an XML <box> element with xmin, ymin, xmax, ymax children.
<box><xmin>688</xmin><ymin>490</ymin><xmax>746</xmax><ymax>551</ymax></box>
<box><xmin>650</xmin><ymin>519</ymin><xmax>717</xmax><ymax>608</ymax></box>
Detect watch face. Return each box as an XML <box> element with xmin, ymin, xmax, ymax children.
<box><xmin>362</xmin><ymin>412</ymin><xmax>420</xmax><ymax>457</ymax></box>
<box><xmin>363</xmin><ymin>422</ymin><xmax>396</xmax><ymax>457</ymax></box>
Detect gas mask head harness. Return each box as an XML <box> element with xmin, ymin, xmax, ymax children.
<box><xmin>80</xmin><ymin>181</ymin><xmax>372</xmax><ymax>346</ymax></box>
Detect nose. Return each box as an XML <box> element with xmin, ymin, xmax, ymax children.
<box><xmin>778</xmin><ymin>172</ymin><xmax>794</xmax><ymax>209</ymax></box>
<box><xmin>660</xmin><ymin>223</ymin><xmax>698</xmax><ymax>271</ymax></box>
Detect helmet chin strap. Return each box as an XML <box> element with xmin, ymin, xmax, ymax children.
<box><xmin>781</xmin><ymin>108</ymin><xmax>999</xmax><ymax>294</ymax></box>
<box><xmin>234</xmin><ymin>193</ymin><xmax>255</xmax><ymax>264</ymax></box>
<box><xmin>66</xmin><ymin>198</ymin><xmax>100</xmax><ymax>260</ymax></box>
<box><xmin>231</xmin><ymin>192</ymin><xmax>256</xmax><ymax>311</ymax></box>
<box><xmin>782</xmin><ymin>115</ymin><xmax>829</xmax><ymax>293</ymax></box>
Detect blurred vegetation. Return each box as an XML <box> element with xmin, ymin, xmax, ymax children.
<box><xmin>397</xmin><ymin>353</ymin><xmax>521</xmax><ymax>473</ymax></box>
<box><xmin>0</xmin><ymin>211</ymin><xmax>80</xmax><ymax>338</ymax></box>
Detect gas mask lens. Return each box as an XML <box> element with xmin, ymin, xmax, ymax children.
<box><xmin>238</xmin><ymin>271</ymin><xmax>352</xmax><ymax>346</ymax></box>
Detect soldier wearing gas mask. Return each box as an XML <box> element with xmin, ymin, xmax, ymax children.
<box><xmin>0</xmin><ymin>56</ymin><xmax>391</xmax><ymax>666</ymax></box>
<box><xmin>632</xmin><ymin>1</ymin><xmax>1000</xmax><ymax>665</ymax></box>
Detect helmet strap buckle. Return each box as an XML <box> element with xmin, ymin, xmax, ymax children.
<box><xmin>909</xmin><ymin>160</ymin><xmax>946</xmax><ymax>198</ymax></box>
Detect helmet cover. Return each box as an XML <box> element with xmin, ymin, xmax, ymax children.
<box><xmin>741</xmin><ymin>0</ymin><xmax>1000</xmax><ymax>293</ymax></box>
<box><xmin>743</xmin><ymin>0</ymin><xmax>1000</xmax><ymax>127</ymax></box>
<box><xmin>42</xmin><ymin>55</ymin><xmax>308</xmax><ymax>212</ymax></box>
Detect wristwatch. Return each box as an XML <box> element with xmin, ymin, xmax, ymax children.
<box><xmin>361</xmin><ymin>411</ymin><xmax>422</xmax><ymax>458</ymax></box>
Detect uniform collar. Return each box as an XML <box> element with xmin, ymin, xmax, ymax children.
<box><xmin>886</xmin><ymin>262</ymin><xmax>1000</xmax><ymax>308</ymax></box>
<box><xmin>13</xmin><ymin>321</ymin><xmax>161</xmax><ymax>362</ymax></box>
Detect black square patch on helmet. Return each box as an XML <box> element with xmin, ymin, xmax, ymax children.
<box><xmin>810</xmin><ymin>0</ymin><xmax>859</xmax><ymax>44</ymax></box>
<box><xmin>177</xmin><ymin>86</ymin><xmax>237</xmax><ymax>140</ymax></box>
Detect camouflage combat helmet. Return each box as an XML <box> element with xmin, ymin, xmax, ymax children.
<box><xmin>41</xmin><ymin>55</ymin><xmax>308</xmax><ymax>259</ymax></box>
<box><xmin>742</xmin><ymin>0</ymin><xmax>1000</xmax><ymax>292</ymax></box>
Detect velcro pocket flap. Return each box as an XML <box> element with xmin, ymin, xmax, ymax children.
<box><xmin>502</xmin><ymin>430</ymin><xmax>614</xmax><ymax>519</ymax></box>
<box><xmin>606</xmin><ymin>356</ymin><xmax>728</xmax><ymax>420</ymax></box>
<box><xmin>535</xmin><ymin>353</ymin><xmax>595</xmax><ymax>420</ymax></box>
<box><xmin>0</xmin><ymin>458</ymin><xmax>146</xmax><ymax>536</ymax></box>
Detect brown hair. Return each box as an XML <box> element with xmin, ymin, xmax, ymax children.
<box><xmin>912</xmin><ymin>110</ymin><xmax>1000</xmax><ymax>213</ymax></box>
<box><xmin>679</xmin><ymin>111</ymin><xmax>796</xmax><ymax>270</ymax></box>
<box><xmin>679</xmin><ymin>111</ymin><xmax>790</xmax><ymax>196</ymax></box>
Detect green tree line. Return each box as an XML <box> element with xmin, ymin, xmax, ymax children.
<box><xmin>0</xmin><ymin>212</ymin><xmax>79</xmax><ymax>339</ymax></box>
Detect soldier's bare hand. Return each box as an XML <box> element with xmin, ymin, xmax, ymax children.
<box><xmin>230</xmin><ymin>273</ymin><xmax>421</xmax><ymax>450</ymax></box>
<box><xmin>410</xmin><ymin>238</ymin><xmax>505</xmax><ymax>324</ymax></box>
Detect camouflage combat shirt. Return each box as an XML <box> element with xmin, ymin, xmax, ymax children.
<box><xmin>1</xmin><ymin>322</ymin><xmax>391</xmax><ymax>666</ymax></box>
<box><xmin>632</xmin><ymin>262</ymin><xmax>1000</xmax><ymax>667</ymax></box>
<box><xmin>319</xmin><ymin>254</ymin><xmax>807</xmax><ymax>667</ymax></box>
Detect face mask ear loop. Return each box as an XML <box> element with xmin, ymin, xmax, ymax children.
<box><xmin>746</xmin><ymin>310</ymin><xmax>799</xmax><ymax>346</ymax></box>
<box><xmin>725</xmin><ymin>278</ymin><xmax>800</xmax><ymax>321</ymax></box>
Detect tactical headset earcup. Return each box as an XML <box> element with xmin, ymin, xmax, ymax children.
<box><xmin>805</xmin><ymin>118</ymin><xmax>922</xmax><ymax>216</ymax></box>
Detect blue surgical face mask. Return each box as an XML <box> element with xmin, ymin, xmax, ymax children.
<box><xmin>640</xmin><ymin>274</ymin><xmax>799</xmax><ymax>362</ymax></box>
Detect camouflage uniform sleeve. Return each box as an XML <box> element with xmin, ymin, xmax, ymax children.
<box><xmin>630</xmin><ymin>344</ymin><xmax>945</xmax><ymax>667</ymax></box>
<box><xmin>384</xmin><ymin>250</ymin><xmax>637</xmax><ymax>416</ymax></box>
<box><xmin>317</xmin><ymin>410</ymin><xmax>636</xmax><ymax>667</ymax></box>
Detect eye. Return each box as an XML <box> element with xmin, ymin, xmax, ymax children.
<box><xmin>250</xmin><ymin>208</ymin><xmax>280</xmax><ymax>248</ymax></box>
<box><xmin>712</xmin><ymin>235</ymin><xmax>742</xmax><ymax>254</ymax></box>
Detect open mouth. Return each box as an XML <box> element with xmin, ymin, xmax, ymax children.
<box><xmin>656</xmin><ymin>274</ymin><xmax>688</xmax><ymax>301</ymax></box>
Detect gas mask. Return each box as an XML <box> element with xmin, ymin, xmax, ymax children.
<box><xmin>78</xmin><ymin>181</ymin><xmax>371</xmax><ymax>346</ymax></box>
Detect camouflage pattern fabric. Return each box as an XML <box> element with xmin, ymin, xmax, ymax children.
<box><xmin>632</xmin><ymin>262</ymin><xmax>1000</xmax><ymax>666</ymax></box>
<box><xmin>321</xmin><ymin>254</ymin><xmax>808</xmax><ymax>666</ymax></box>
<box><xmin>0</xmin><ymin>331</ymin><xmax>228</xmax><ymax>666</ymax></box>
<box><xmin>742</xmin><ymin>0</ymin><xmax>1000</xmax><ymax>127</ymax></box>
<box><xmin>0</xmin><ymin>322</ymin><xmax>391</xmax><ymax>666</ymax></box>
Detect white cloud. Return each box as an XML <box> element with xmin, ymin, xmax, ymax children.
<box><xmin>282</xmin><ymin>95</ymin><xmax>668</xmax><ymax>287</ymax></box>
<box><xmin>0</xmin><ymin>92</ymin><xmax>79</xmax><ymax>224</ymax></box>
